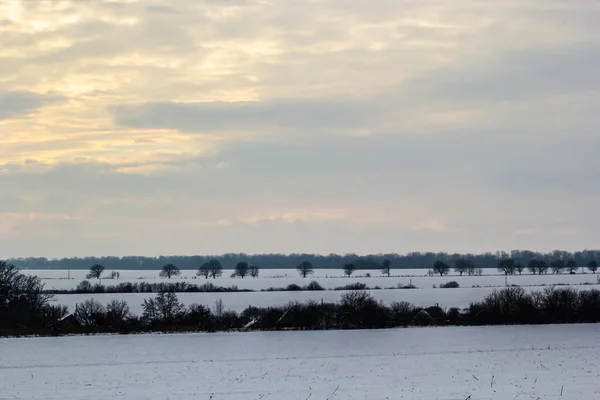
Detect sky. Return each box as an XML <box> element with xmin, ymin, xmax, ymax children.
<box><xmin>1</xmin><ymin>0</ymin><xmax>600</xmax><ymax>258</ymax></box>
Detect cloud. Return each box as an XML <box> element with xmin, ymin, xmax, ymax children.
<box><xmin>1</xmin><ymin>0</ymin><xmax>600</xmax><ymax>256</ymax></box>
<box><xmin>109</xmin><ymin>98</ymin><xmax>377</xmax><ymax>133</ymax></box>
<box><xmin>0</xmin><ymin>91</ymin><xmax>62</xmax><ymax>120</ymax></box>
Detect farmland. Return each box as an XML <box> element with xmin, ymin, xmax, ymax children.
<box><xmin>21</xmin><ymin>268</ymin><xmax>600</xmax><ymax>314</ymax></box>
<box><xmin>1</xmin><ymin>324</ymin><xmax>599</xmax><ymax>399</ymax></box>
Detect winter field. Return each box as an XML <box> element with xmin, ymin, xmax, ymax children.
<box><xmin>1</xmin><ymin>324</ymin><xmax>599</xmax><ymax>399</ymax></box>
<box><xmin>23</xmin><ymin>268</ymin><xmax>600</xmax><ymax>291</ymax></box>
<box><xmin>53</xmin><ymin>284</ymin><xmax>600</xmax><ymax>314</ymax></box>
<box><xmin>20</xmin><ymin>268</ymin><xmax>600</xmax><ymax>314</ymax></box>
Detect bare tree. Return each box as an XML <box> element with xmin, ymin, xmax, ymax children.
<box><xmin>343</xmin><ymin>263</ymin><xmax>356</xmax><ymax>277</ymax></box>
<box><xmin>433</xmin><ymin>261</ymin><xmax>450</xmax><ymax>276</ymax></box>
<box><xmin>528</xmin><ymin>259</ymin><xmax>540</xmax><ymax>275</ymax></box>
<box><xmin>87</xmin><ymin>264</ymin><xmax>105</xmax><ymax>280</ymax></box>
<box><xmin>381</xmin><ymin>259</ymin><xmax>391</xmax><ymax>277</ymax></box>
<box><xmin>142</xmin><ymin>290</ymin><xmax>185</xmax><ymax>324</ymax></box>
<box><xmin>515</xmin><ymin>263</ymin><xmax>525</xmax><ymax>275</ymax></box>
<box><xmin>209</xmin><ymin>260</ymin><xmax>223</xmax><ymax>279</ymax></box>
<box><xmin>159</xmin><ymin>264</ymin><xmax>181</xmax><ymax>279</ymax></box>
<box><xmin>250</xmin><ymin>266</ymin><xmax>259</xmax><ymax>278</ymax></box>
<box><xmin>197</xmin><ymin>262</ymin><xmax>210</xmax><ymax>279</ymax></box>
<box><xmin>74</xmin><ymin>299</ymin><xmax>105</xmax><ymax>327</ymax></box>
<box><xmin>538</xmin><ymin>260</ymin><xmax>549</xmax><ymax>275</ymax></box>
<box><xmin>466</xmin><ymin>260</ymin><xmax>476</xmax><ymax>276</ymax></box>
<box><xmin>497</xmin><ymin>259</ymin><xmax>515</xmax><ymax>275</ymax></box>
<box><xmin>235</xmin><ymin>261</ymin><xmax>250</xmax><ymax>278</ymax></box>
<box><xmin>551</xmin><ymin>260</ymin><xmax>565</xmax><ymax>274</ymax></box>
<box><xmin>588</xmin><ymin>260</ymin><xmax>599</xmax><ymax>274</ymax></box>
<box><xmin>296</xmin><ymin>261</ymin><xmax>314</xmax><ymax>278</ymax></box>
<box><xmin>105</xmin><ymin>299</ymin><xmax>130</xmax><ymax>324</ymax></box>
<box><xmin>454</xmin><ymin>259</ymin><xmax>468</xmax><ymax>276</ymax></box>
<box><xmin>0</xmin><ymin>260</ymin><xmax>53</xmax><ymax>328</ymax></box>
<box><xmin>214</xmin><ymin>298</ymin><xmax>225</xmax><ymax>318</ymax></box>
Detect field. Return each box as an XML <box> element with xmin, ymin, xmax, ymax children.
<box><xmin>2</xmin><ymin>324</ymin><xmax>599</xmax><ymax>399</ymax></box>
<box><xmin>22</xmin><ymin>268</ymin><xmax>600</xmax><ymax>314</ymax></box>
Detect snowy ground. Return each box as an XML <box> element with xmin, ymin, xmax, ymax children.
<box><xmin>24</xmin><ymin>268</ymin><xmax>600</xmax><ymax>291</ymax></box>
<box><xmin>53</xmin><ymin>284</ymin><xmax>600</xmax><ymax>314</ymax></box>
<box><xmin>1</xmin><ymin>324</ymin><xmax>599</xmax><ymax>399</ymax></box>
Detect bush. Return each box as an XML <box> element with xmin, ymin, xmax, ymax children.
<box><xmin>304</xmin><ymin>281</ymin><xmax>325</xmax><ymax>291</ymax></box>
<box><xmin>74</xmin><ymin>299</ymin><xmax>105</xmax><ymax>328</ymax></box>
<box><xmin>76</xmin><ymin>280</ymin><xmax>93</xmax><ymax>293</ymax></box>
<box><xmin>440</xmin><ymin>281</ymin><xmax>460</xmax><ymax>289</ymax></box>
<box><xmin>335</xmin><ymin>282</ymin><xmax>368</xmax><ymax>291</ymax></box>
<box><xmin>286</xmin><ymin>284</ymin><xmax>303</xmax><ymax>291</ymax></box>
<box><xmin>337</xmin><ymin>290</ymin><xmax>389</xmax><ymax>329</ymax></box>
<box><xmin>397</xmin><ymin>282</ymin><xmax>417</xmax><ymax>289</ymax></box>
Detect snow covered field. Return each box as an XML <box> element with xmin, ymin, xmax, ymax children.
<box><xmin>53</xmin><ymin>284</ymin><xmax>600</xmax><ymax>314</ymax></box>
<box><xmin>1</xmin><ymin>324</ymin><xmax>599</xmax><ymax>399</ymax></box>
<box><xmin>24</xmin><ymin>268</ymin><xmax>600</xmax><ymax>291</ymax></box>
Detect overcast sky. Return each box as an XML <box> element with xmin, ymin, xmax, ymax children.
<box><xmin>1</xmin><ymin>0</ymin><xmax>600</xmax><ymax>258</ymax></box>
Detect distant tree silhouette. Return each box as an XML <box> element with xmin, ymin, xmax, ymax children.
<box><xmin>551</xmin><ymin>260</ymin><xmax>565</xmax><ymax>274</ymax></box>
<box><xmin>142</xmin><ymin>291</ymin><xmax>185</xmax><ymax>324</ymax></box>
<box><xmin>250</xmin><ymin>266</ymin><xmax>259</xmax><ymax>278</ymax></box>
<box><xmin>432</xmin><ymin>261</ymin><xmax>449</xmax><ymax>276</ymax></box>
<box><xmin>538</xmin><ymin>260</ymin><xmax>549</xmax><ymax>275</ymax></box>
<box><xmin>587</xmin><ymin>260</ymin><xmax>598</xmax><ymax>274</ymax></box>
<box><xmin>197</xmin><ymin>259</ymin><xmax>222</xmax><ymax>279</ymax></box>
<box><xmin>528</xmin><ymin>259</ymin><xmax>540</xmax><ymax>274</ymax></box>
<box><xmin>497</xmin><ymin>259</ymin><xmax>515</xmax><ymax>275</ymax></box>
<box><xmin>466</xmin><ymin>260</ymin><xmax>476</xmax><ymax>276</ymax></box>
<box><xmin>235</xmin><ymin>262</ymin><xmax>250</xmax><ymax>278</ymax></box>
<box><xmin>343</xmin><ymin>263</ymin><xmax>356</xmax><ymax>277</ymax></box>
<box><xmin>208</xmin><ymin>260</ymin><xmax>223</xmax><ymax>279</ymax></box>
<box><xmin>159</xmin><ymin>264</ymin><xmax>180</xmax><ymax>279</ymax></box>
<box><xmin>297</xmin><ymin>261</ymin><xmax>314</xmax><ymax>278</ymax></box>
<box><xmin>566</xmin><ymin>260</ymin><xmax>578</xmax><ymax>274</ymax></box>
<box><xmin>454</xmin><ymin>259</ymin><xmax>468</xmax><ymax>276</ymax></box>
<box><xmin>515</xmin><ymin>263</ymin><xmax>525</xmax><ymax>275</ymax></box>
<box><xmin>197</xmin><ymin>262</ymin><xmax>210</xmax><ymax>279</ymax></box>
<box><xmin>87</xmin><ymin>264</ymin><xmax>105</xmax><ymax>280</ymax></box>
<box><xmin>381</xmin><ymin>259</ymin><xmax>391</xmax><ymax>277</ymax></box>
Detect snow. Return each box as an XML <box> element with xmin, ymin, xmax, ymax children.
<box><xmin>52</xmin><ymin>284</ymin><xmax>600</xmax><ymax>314</ymax></box>
<box><xmin>1</xmin><ymin>324</ymin><xmax>599</xmax><ymax>399</ymax></box>
<box><xmin>23</xmin><ymin>268</ymin><xmax>600</xmax><ymax>291</ymax></box>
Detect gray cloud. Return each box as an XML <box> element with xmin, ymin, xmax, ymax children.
<box><xmin>0</xmin><ymin>91</ymin><xmax>62</xmax><ymax>120</ymax></box>
<box><xmin>3</xmin><ymin>0</ymin><xmax>600</xmax><ymax>256</ymax></box>
<box><xmin>109</xmin><ymin>98</ymin><xmax>379</xmax><ymax>132</ymax></box>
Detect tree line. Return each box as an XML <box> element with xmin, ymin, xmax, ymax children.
<box><xmin>82</xmin><ymin>256</ymin><xmax>598</xmax><ymax>283</ymax></box>
<box><xmin>8</xmin><ymin>249</ymin><xmax>600</xmax><ymax>270</ymax></box>
<box><xmin>431</xmin><ymin>258</ymin><xmax>598</xmax><ymax>276</ymax></box>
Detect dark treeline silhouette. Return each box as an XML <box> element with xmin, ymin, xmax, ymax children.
<box><xmin>9</xmin><ymin>249</ymin><xmax>600</xmax><ymax>270</ymax></box>
<box><xmin>45</xmin><ymin>279</ymin><xmax>420</xmax><ymax>295</ymax></box>
<box><xmin>3</xmin><ymin>260</ymin><xmax>600</xmax><ymax>337</ymax></box>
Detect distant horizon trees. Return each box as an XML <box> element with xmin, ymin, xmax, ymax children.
<box><xmin>87</xmin><ymin>264</ymin><xmax>105</xmax><ymax>280</ymax></box>
<box><xmin>343</xmin><ymin>263</ymin><xmax>356</xmax><ymax>277</ymax></box>
<box><xmin>234</xmin><ymin>262</ymin><xmax>250</xmax><ymax>278</ymax></box>
<box><xmin>159</xmin><ymin>264</ymin><xmax>180</xmax><ymax>279</ymax></box>
<box><xmin>433</xmin><ymin>261</ymin><xmax>450</xmax><ymax>276</ymax></box>
<box><xmin>297</xmin><ymin>261</ymin><xmax>314</xmax><ymax>278</ymax></box>
<box><xmin>198</xmin><ymin>259</ymin><xmax>223</xmax><ymax>279</ymax></box>
<box><xmin>9</xmin><ymin>249</ymin><xmax>600</xmax><ymax>272</ymax></box>
<box><xmin>381</xmin><ymin>259</ymin><xmax>391</xmax><ymax>277</ymax></box>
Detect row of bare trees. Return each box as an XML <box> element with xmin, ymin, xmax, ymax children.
<box><xmin>430</xmin><ymin>258</ymin><xmax>599</xmax><ymax>276</ymax></box>
<box><xmin>87</xmin><ymin>257</ymin><xmax>600</xmax><ymax>281</ymax></box>
<box><xmin>85</xmin><ymin>261</ymin><xmax>261</xmax><ymax>281</ymax></box>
